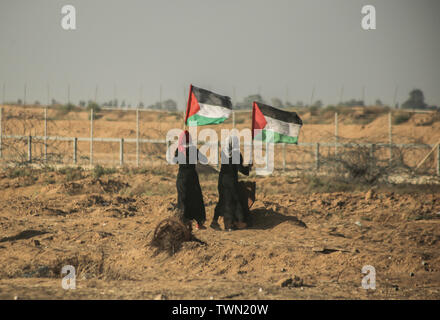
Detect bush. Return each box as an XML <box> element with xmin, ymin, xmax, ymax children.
<box><xmin>320</xmin><ymin>144</ymin><xmax>410</xmax><ymax>185</ymax></box>
<box><xmin>58</xmin><ymin>167</ymin><xmax>83</xmax><ymax>181</ymax></box>
<box><xmin>393</xmin><ymin>112</ymin><xmax>411</xmax><ymax>125</ymax></box>
<box><xmin>86</xmin><ymin>102</ymin><xmax>102</xmax><ymax>120</ymax></box>
<box><xmin>92</xmin><ymin>165</ymin><xmax>117</xmax><ymax>179</ymax></box>
<box><xmin>6</xmin><ymin>167</ymin><xmax>35</xmax><ymax>179</ymax></box>
<box><xmin>86</xmin><ymin>101</ymin><xmax>101</xmax><ymax>113</ymax></box>
<box><xmin>309</xmin><ymin>105</ymin><xmax>319</xmax><ymax>115</ymax></box>
<box><xmin>56</xmin><ymin>103</ymin><xmax>76</xmax><ymax>116</ymax></box>
<box><xmin>302</xmin><ymin>175</ymin><xmax>354</xmax><ymax>193</ymax></box>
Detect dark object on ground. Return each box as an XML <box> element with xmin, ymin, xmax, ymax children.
<box><xmin>150</xmin><ymin>217</ymin><xmax>205</xmax><ymax>255</ymax></box>
<box><xmin>277</xmin><ymin>275</ymin><xmax>304</xmax><ymax>288</ymax></box>
<box><xmin>238</xmin><ymin>180</ymin><xmax>256</xmax><ymax>210</ymax></box>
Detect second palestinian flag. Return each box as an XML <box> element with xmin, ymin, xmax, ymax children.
<box><xmin>185</xmin><ymin>85</ymin><xmax>232</xmax><ymax>126</ymax></box>
<box><xmin>252</xmin><ymin>102</ymin><xmax>303</xmax><ymax>144</ymax></box>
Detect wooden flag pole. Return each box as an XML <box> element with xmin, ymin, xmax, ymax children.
<box><xmin>183</xmin><ymin>84</ymin><xmax>192</xmax><ymax>131</ymax></box>
<box><xmin>251</xmin><ymin>102</ymin><xmax>256</xmax><ymax>165</ymax></box>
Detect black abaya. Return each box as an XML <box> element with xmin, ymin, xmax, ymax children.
<box><xmin>173</xmin><ymin>147</ymin><xmax>207</xmax><ymax>225</ymax></box>
<box><xmin>213</xmin><ymin>151</ymin><xmax>251</xmax><ymax>229</ymax></box>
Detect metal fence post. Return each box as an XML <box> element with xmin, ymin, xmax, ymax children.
<box><xmin>28</xmin><ymin>135</ymin><xmax>32</xmax><ymax>163</ymax></box>
<box><xmin>0</xmin><ymin>107</ymin><xmax>2</xmax><ymax>159</ymax></box>
<box><xmin>90</xmin><ymin>109</ymin><xmax>93</xmax><ymax>166</ymax></box>
<box><xmin>136</xmin><ymin>109</ymin><xmax>140</xmax><ymax>167</ymax></box>
<box><xmin>120</xmin><ymin>138</ymin><xmax>124</xmax><ymax>166</ymax></box>
<box><xmin>335</xmin><ymin>112</ymin><xmax>338</xmax><ymax>157</ymax></box>
<box><xmin>315</xmin><ymin>143</ymin><xmax>320</xmax><ymax>170</ymax></box>
<box><xmin>389</xmin><ymin>112</ymin><xmax>392</xmax><ymax>163</ymax></box>
<box><xmin>73</xmin><ymin>137</ymin><xmax>77</xmax><ymax>164</ymax></box>
<box><xmin>370</xmin><ymin>143</ymin><xmax>375</xmax><ymax>167</ymax></box>
<box><xmin>44</xmin><ymin>107</ymin><xmax>47</xmax><ymax>162</ymax></box>
<box><xmin>232</xmin><ymin>111</ymin><xmax>235</xmax><ymax>128</ymax></box>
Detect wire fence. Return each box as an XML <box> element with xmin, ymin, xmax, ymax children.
<box><xmin>0</xmin><ymin>105</ymin><xmax>439</xmax><ymax>176</ymax></box>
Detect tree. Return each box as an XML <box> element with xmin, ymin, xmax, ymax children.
<box><xmin>402</xmin><ymin>89</ymin><xmax>427</xmax><ymax>110</ymax></box>
<box><xmin>162</xmin><ymin>99</ymin><xmax>177</xmax><ymax>111</ymax></box>
<box><xmin>285</xmin><ymin>101</ymin><xmax>295</xmax><ymax>108</ymax></box>
<box><xmin>312</xmin><ymin>100</ymin><xmax>323</xmax><ymax>108</ymax></box>
<box><xmin>148</xmin><ymin>99</ymin><xmax>177</xmax><ymax>111</ymax></box>
<box><xmin>271</xmin><ymin>98</ymin><xmax>283</xmax><ymax>108</ymax></box>
<box><xmin>102</xmin><ymin>100</ymin><xmax>113</xmax><ymax>107</ymax></box>
<box><xmin>87</xmin><ymin>101</ymin><xmax>101</xmax><ymax>112</ymax></box>
<box><xmin>341</xmin><ymin>99</ymin><xmax>364</xmax><ymax>107</ymax></box>
<box><xmin>235</xmin><ymin>94</ymin><xmax>265</xmax><ymax>109</ymax></box>
<box><xmin>148</xmin><ymin>102</ymin><xmax>162</xmax><ymax>110</ymax></box>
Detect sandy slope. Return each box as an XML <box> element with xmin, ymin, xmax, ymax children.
<box><xmin>0</xmin><ymin>168</ymin><xmax>439</xmax><ymax>299</ymax></box>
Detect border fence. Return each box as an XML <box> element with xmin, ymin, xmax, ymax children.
<box><xmin>0</xmin><ymin>105</ymin><xmax>439</xmax><ymax>176</ymax></box>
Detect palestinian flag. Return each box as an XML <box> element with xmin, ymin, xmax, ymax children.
<box><xmin>252</xmin><ymin>102</ymin><xmax>303</xmax><ymax>144</ymax></box>
<box><xmin>185</xmin><ymin>85</ymin><xmax>232</xmax><ymax>126</ymax></box>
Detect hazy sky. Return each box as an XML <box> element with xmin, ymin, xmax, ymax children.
<box><xmin>1</xmin><ymin>0</ymin><xmax>439</xmax><ymax>108</ymax></box>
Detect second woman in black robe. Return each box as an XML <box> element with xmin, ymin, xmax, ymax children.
<box><xmin>210</xmin><ymin>136</ymin><xmax>252</xmax><ymax>230</ymax></box>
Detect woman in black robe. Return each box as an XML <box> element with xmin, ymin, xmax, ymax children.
<box><xmin>173</xmin><ymin>130</ymin><xmax>207</xmax><ymax>230</ymax></box>
<box><xmin>210</xmin><ymin>136</ymin><xmax>252</xmax><ymax>230</ymax></box>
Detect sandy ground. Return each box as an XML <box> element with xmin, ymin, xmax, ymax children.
<box><xmin>0</xmin><ymin>167</ymin><xmax>439</xmax><ymax>300</ymax></box>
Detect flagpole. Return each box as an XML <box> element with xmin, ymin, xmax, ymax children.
<box><xmin>251</xmin><ymin>102</ymin><xmax>256</xmax><ymax>166</ymax></box>
<box><xmin>183</xmin><ymin>84</ymin><xmax>192</xmax><ymax>131</ymax></box>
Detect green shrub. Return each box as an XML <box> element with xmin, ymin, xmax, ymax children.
<box><xmin>86</xmin><ymin>101</ymin><xmax>101</xmax><ymax>113</ymax></box>
<box><xmin>6</xmin><ymin>167</ymin><xmax>37</xmax><ymax>179</ymax></box>
<box><xmin>58</xmin><ymin>167</ymin><xmax>83</xmax><ymax>182</ymax></box>
<box><xmin>55</xmin><ymin>103</ymin><xmax>76</xmax><ymax>117</ymax></box>
<box><xmin>87</xmin><ymin>101</ymin><xmax>102</xmax><ymax>119</ymax></box>
<box><xmin>393</xmin><ymin>112</ymin><xmax>411</xmax><ymax>125</ymax></box>
<box><xmin>92</xmin><ymin>165</ymin><xmax>117</xmax><ymax>179</ymax></box>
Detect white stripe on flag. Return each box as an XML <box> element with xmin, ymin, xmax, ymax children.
<box><xmin>264</xmin><ymin>116</ymin><xmax>302</xmax><ymax>137</ymax></box>
<box><xmin>197</xmin><ymin>103</ymin><xmax>232</xmax><ymax>119</ymax></box>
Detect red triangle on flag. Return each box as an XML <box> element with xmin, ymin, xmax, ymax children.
<box><xmin>252</xmin><ymin>102</ymin><xmax>267</xmax><ymax>138</ymax></box>
<box><xmin>185</xmin><ymin>84</ymin><xmax>201</xmax><ymax>124</ymax></box>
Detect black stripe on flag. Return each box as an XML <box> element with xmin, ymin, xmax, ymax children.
<box><xmin>192</xmin><ymin>86</ymin><xmax>232</xmax><ymax>109</ymax></box>
<box><xmin>256</xmin><ymin>102</ymin><xmax>303</xmax><ymax>125</ymax></box>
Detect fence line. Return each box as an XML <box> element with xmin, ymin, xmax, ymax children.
<box><xmin>0</xmin><ymin>105</ymin><xmax>439</xmax><ymax>175</ymax></box>
<box><xmin>1</xmin><ymin>133</ymin><xmax>438</xmax><ymax>175</ymax></box>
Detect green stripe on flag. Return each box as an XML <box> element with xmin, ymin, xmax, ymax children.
<box><xmin>187</xmin><ymin>114</ymin><xmax>228</xmax><ymax>126</ymax></box>
<box><xmin>254</xmin><ymin>129</ymin><xmax>299</xmax><ymax>144</ymax></box>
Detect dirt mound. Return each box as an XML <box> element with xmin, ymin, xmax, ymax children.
<box><xmin>78</xmin><ymin>194</ymin><xmax>108</xmax><ymax>206</ymax></box>
<box><xmin>150</xmin><ymin>217</ymin><xmax>200</xmax><ymax>255</ymax></box>
<box><xmin>52</xmin><ymin>178</ymin><xmax>128</xmax><ymax>195</ymax></box>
